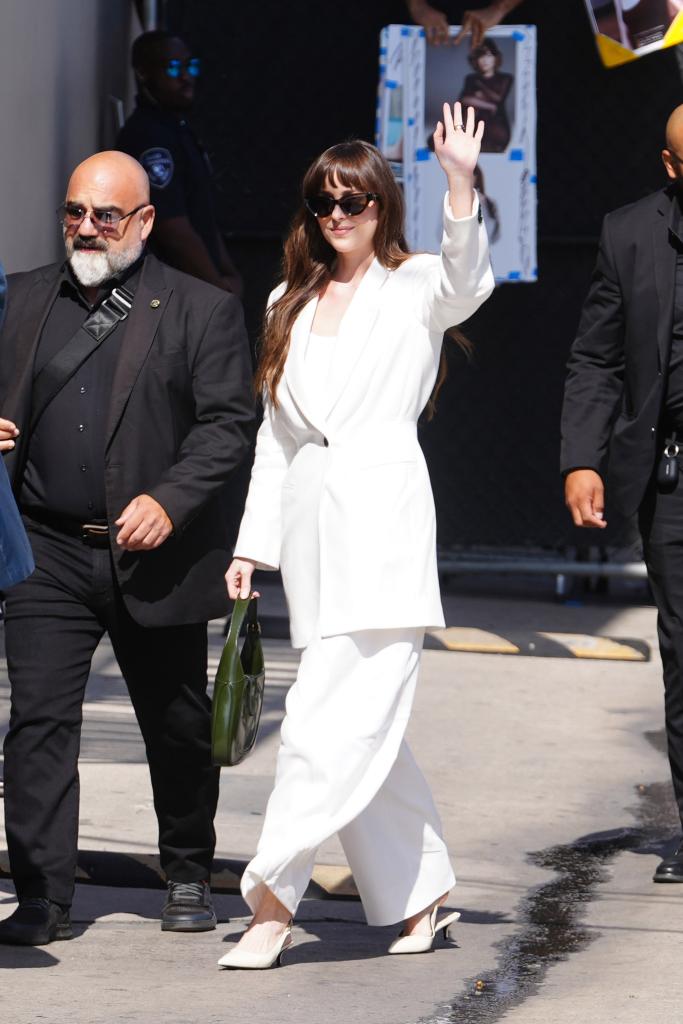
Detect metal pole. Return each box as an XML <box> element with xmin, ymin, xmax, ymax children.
<box><xmin>143</xmin><ymin>0</ymin><xmax>159</xmax><ymax>30</ymax></box>
<box><xmin>437</xmin><ymin>557</ymin><xmax>648</xmax><ymax>579</ymax></box>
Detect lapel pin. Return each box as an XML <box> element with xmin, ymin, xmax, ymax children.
<box><xmin>150</xmin><ymin>298</ymin><xmax>161</xmax><ymax>308</ymax></box>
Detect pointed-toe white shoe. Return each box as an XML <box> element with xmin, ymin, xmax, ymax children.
<box><xmin>217</xmin><ymin>923</ymin><xmax>293</xmax><ymax>970</ymax></box>
<box><xmin>388</xmin><ymin>908</ymin><xmax>460</xmax><ymax>955</ymax></box>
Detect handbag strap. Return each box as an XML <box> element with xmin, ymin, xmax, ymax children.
<box><xmin>216</xmin><ymin>595</ymin><xmax>261</xmax><ymax>686</ymax></box>
<box><xmin>30</xmin><ymin>284</ymin><xmax>134</xmax><ymax>432</ymax></box>
<box><xmin>225</xmin><ymin>595</ymin><xmax>259</xmax><ymax>647</ymax></box>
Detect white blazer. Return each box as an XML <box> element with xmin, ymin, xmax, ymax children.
<box><xmin>235</xmin><ymin>194</ymin><xmax>494</xmax><ymax>648</ymax></box>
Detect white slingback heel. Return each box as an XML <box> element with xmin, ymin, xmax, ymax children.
<box><xmin>388</xmin><ymin>907</ymin><xmax>461</xmax><ymax>955</ymax></box>
<box><xmin>217</xmin><ymin>922</ymin><xmax>293</xmax><ymax>970</ymax></box>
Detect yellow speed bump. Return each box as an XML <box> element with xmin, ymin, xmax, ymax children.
<box><xmin>310</xmin><ymin>865</ymin><xmax>358</xmax><ymax>898</ymax></box>
<box><xmin>427</xmin><ymin>627</ymin><xmax>519</xmax><ymax>655</ymax></box>
<box><xmin>426</xmin><ymin>628</ymin><xmax>648</xmax><ymax>662</ymax></box>
<box><xmin>539</xmin><ymin>632</ymin><xmax>646</xmax><ymax>662</ymax></box>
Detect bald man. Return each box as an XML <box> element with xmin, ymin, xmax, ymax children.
<box><xmin>0</xmin><ymin>151</ymin><xmax>255</xmax><ymax>944</ymax></box>
<box><xmin>562</xmin><ymin>106</ymin><xmax>683</xmax><ymax>883</ymax></box>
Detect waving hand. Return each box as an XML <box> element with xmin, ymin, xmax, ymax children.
<box><xmin>434</xmin><ymin>102</ymin><xmax>484</xmax><ymax>179</ymax></box>
<box><xmin>433</xmin><ymin>102</ymin><xmax>484</xmax><ymax>218</ymax></box>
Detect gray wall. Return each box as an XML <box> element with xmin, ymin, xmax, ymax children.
<box><xmin>0</xmin><ymin>0</ymin><xmax>138</xmax><ymax>273</ymax></box>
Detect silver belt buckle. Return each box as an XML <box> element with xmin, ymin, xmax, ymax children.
<box><xmin>81</xmin><ymin>523</ymin><xmax>109</xmax><ymax>542</ymax></box>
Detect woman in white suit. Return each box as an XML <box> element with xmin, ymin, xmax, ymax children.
<box><xmin>219</xmin><ymin>102</ymin><xmax>494</xmax><ymax>970</ymax></box>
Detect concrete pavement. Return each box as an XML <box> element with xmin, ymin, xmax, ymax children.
<box><xmin>0</xmin><ymin>580</ymin><xmax>681</xmax><ymax>1023</ymax></box>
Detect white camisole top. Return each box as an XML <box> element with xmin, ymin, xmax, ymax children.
<box><xmin>306</xmin><ymin>331</ymin><xmax>338</xmax><ymax>408</ymax></box>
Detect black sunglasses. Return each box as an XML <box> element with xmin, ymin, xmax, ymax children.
<box><xmin>57</xmin><ymin>203</ymin><xmax>146</xmax><ymax>232</ymax></box>
<box><xmin>304</xmin><ymin>192</ymin><xmax>380</xmax><ymax>218</ymax></box>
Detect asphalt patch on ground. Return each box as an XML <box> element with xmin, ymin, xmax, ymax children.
<box><xmin>420</xmin><ymin>773</ymin><xmax>680</xmax><ymax>1024</ymax></box>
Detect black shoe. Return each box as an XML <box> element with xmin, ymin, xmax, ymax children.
<box><xmin>0</xmin><ymin>898</ymin><xmax>72</xmax><ymax>945</ymax></box>
<box><xmin>161</xmin><ymin>880</ymin><xmax>216</xmax><ymax>932</ymax></box>
<box><xmin>653</xmin><ymin>841</ymin><xmax>683</xmax><ymax>882</ymax></box>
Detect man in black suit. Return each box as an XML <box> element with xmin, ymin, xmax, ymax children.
<box><xmin>562</xmin><ymin>104</ymin><xmax>683</xmax><ymax>883</ymax></box>
<box><xmin>0</xmin><ymin>151</ymin><xmax>255</xmax><ymax>944</ymax></box>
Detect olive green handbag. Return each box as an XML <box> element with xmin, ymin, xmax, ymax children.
<box><xmin>211</xmin><ymin>595</ymin><xmax>265</xmax><ymax>766</ymax></box>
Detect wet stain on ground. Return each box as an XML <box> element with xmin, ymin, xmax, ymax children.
<box><xmin>422</xmin><ymin>777</ymin><xmax>680</xmax><ymax>1024</ymax></box>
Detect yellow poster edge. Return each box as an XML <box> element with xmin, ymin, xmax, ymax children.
<box><xmin>595</xmin><ymin>33</ymin><xmax>638</xmax><ymax>68</ymax></box>
<box><xmin>663</xmin><ymin>11</ymin><xmax>683</xmax><ymax>46</ymax></box>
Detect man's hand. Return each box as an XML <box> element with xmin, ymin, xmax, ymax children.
<box><xmin>564</xmin><ymin>469</ymin><xmax>608</xmax><ymax>529</ymax></box>
<box><xmin>406</xmin><ymin>0</ymin><xmax>451</xmax><ymax>45</ymax></box>
<box><xmin>115</xmin><ymin>494</ymin><xmax>173</xmax><ymax>551</ymax></box>
<box><xmin>454</xmin><ymin>1</ymin><xmax>522</xmax><ymax>48</ymax></box>
<box><xmin>0</xmin><ymin>417</ymin><xmax>19</xmax><ymax>453</ymax></box>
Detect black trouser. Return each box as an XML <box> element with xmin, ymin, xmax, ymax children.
<box><xmin>640</xmin><ymin>476</ymin><xmax>683</xmax><ymax>830</ymax></box>
<box><xmin>2</xmin><ymin>519</ymin><xmax>220</xmax><ymax>906</ymax></box>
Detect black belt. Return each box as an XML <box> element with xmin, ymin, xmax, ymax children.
<box><xmin>23</xmin><ymin>508</ymin><xmax>110</xmax><ymax>547</ymax></box>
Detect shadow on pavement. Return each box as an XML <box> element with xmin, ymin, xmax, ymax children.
<box><xmin>0</xmin><ymin>946</ymin><xmax>60</xmax><ymax>969</ymax></box>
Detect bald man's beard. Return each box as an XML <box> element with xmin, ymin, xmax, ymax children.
<box><xmin>64</xmin><ymin>233</ymin><xmax>144</xmax><ymax>288</ymax></box>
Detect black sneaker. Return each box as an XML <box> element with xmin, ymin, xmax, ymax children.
<box><xmin>160</xmin><ymin>880</ymin><xmax>216</xmax><ymax>932</ymax></box>
<box><xmin>0</xmin><ymin>898</ymin><xmax>72</xmax><ymax>945</ymax></box>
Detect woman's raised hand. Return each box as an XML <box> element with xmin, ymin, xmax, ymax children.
<box><xmin>433</xmin><ymin>102</ymin><xmax>484</xmax><ymax>181</ymax></box>
<box><xmin>225</xmin><ymin>557</ymin><xmax>259</xmax><ymax>600</ymax></box>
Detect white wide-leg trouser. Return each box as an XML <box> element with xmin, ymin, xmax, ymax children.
<box><xmin>241</xmin><ymin>628</ymin><xmax>455</xmax><ymax>927</ymax></box>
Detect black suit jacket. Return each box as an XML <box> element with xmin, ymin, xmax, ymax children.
<box><xmin>0</xmin><ymin>253</ymin><xmax>256</xmax><ymax>626</ymax></box>
<box><xmin>561</xmin><ymin>186</ymin><xmax>679</xmax><ymax>518</ymax></box>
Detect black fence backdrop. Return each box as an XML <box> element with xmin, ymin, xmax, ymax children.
<box><xmin>163</xmin><ymin>0</ymin><xmax>683</xmax><ymax>556</ymax></box>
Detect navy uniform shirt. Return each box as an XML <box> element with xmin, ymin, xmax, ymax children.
<box><xmin>20</xmin><ymin>259</ymin><xmax>143</xmax><ymax>522</ymax></box>
<box><xmin>116</xmin><ymin>96</ymin><xmax>223</xmax><ymax>273</ymax></box>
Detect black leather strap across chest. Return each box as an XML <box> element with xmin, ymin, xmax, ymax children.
<box><xmin>30</xmin><ymin>285</ymin><xmax>134</xmax><ymax>432</ymax></box>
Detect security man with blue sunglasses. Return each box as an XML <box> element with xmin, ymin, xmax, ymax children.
<box><xmin>117</xmin><ymin>31</ymin><xmax>241</xmax><ymax>294</ymax></box>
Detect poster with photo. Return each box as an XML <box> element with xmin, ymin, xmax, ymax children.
<box><xmin>584</xmin><ymin>0</ymin><xmax>683</xmax><ymax>66</ymax></box>
<box><xmin>378</xmin><ymin>25</ymin><xmax>537</xmax><ymax>284</ymax></box>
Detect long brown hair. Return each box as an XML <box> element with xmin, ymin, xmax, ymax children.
<box><xmin>256</xmin><ymin>139</ymin><xmax>468</xmax><ymax>414</ymax></box>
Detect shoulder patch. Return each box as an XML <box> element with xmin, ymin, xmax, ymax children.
<box><xmin>140</xmin><ymin>147</ymin><xmax>174</xmax><ymax>189</ymax></box>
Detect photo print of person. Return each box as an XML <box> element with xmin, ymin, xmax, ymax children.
<box><xmin>424</xmin><ymin>35</ymin><xmax>516</xmax><ymax>155</ymax></box>
<box><xmin>458</xmin><ymin>40</ymin><xmax>513</xmax><ymax>153</ymax></box>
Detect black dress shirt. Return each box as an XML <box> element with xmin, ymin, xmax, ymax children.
<box><xmin>20</xmin><ymin>259</ymin><xmax>143</xmax><ymax>521</ymax></box>
<box><xmin>663</xmin><ymin>196</ymin><xmax>683</xmax><ymax>432</ymax></box>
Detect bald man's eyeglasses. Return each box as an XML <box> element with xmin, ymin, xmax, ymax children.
<box><xmin>164</xmin><ymin>57</ymin><xmax>201</xmax><ymax>79</ymax></box>
<box><xmin>57</xmin><ymin>203</ymin><xmax>146</xmax><ymax>232</ymax></box>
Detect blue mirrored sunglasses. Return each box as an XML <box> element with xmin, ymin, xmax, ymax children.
<box><xmin>165</xmin><ymin>57</ymin><xmax>201</xmax><ymax>79</ymax></box>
